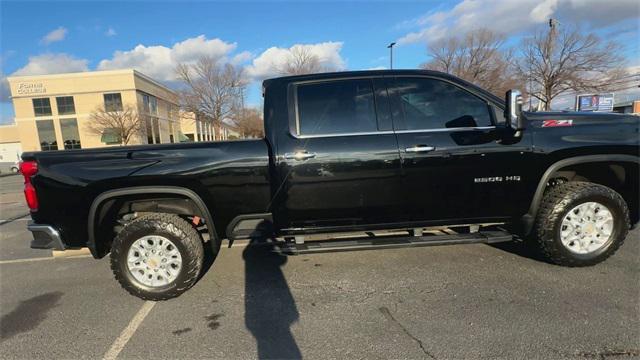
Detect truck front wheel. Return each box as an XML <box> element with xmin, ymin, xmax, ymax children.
<box><xmin>110</xmin><ymin>213</ymin><xmax>204</xmax><ymax>300</ymax></box>
<box><xmin>533</xmin><ymin>181</ymin><xmax>629</xmax><ymax>266</ymax></box>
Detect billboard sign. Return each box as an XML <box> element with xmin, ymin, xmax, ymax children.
<box><xmin>576</xmin><ymin>93</ymin><xmax>614</xmax><ymax>112</ymax></box>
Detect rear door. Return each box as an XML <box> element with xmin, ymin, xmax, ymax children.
<box><xmin>274</xmin><ymin>76</ymin><xmax>404</xmax><ymax>230</ymax></box>
<box><xmin>389</xmin><ymin>76</ymin><xmax>532</xmax><ymax>223</ymax></box>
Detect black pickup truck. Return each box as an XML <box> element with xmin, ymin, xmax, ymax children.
<box><xmin>21</xmin><ymin>70</ymin><xmax>639</xmax><ymax>300</ymax></box>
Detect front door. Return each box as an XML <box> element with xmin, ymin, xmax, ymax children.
<box><xmin>388</xmin><ymin>76</ymin><xmax>532</xmax><ymax>223</ymax></box>
<box><xmin>274</xmin><ymin>77</ymin><xmax>404</xmax><ymax>230</ymax></box>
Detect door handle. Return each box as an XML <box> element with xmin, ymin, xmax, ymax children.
<box><xmin>405</xmin><ymin>145</ymin><xmax>435</xmax><ymax>153</ymax></box>
<box><xmin>284</xmin><ymin>151</ymin><xmax>317</xmax><ymax>161</ymax></box>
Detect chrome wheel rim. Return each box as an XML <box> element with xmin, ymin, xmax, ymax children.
<box><xmin>127</xmin><ymin>235</ymin><xmax>182</xmax><ymax>287</ymax></box>
<box><xmin>560</xmin><ymin>202</ymin><xmax>614</xmax><ymax>254</ymax></box>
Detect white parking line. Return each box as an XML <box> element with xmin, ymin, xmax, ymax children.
<box><xmin>229</xmin><ymin>240</ymin><xmax>250</xmax><ymax>248</ymax></box>
<box><xmin>0</xmin><ymin>218</ymin><xmax>29</xmax><ymax>222</ymax></box>
<box><xmin>0</xmin><ymin>255</ymin><xmax>92</xmax><ymax>265</ymax></box>
<box><xmin>103</xmin><ymin>301</ymin><xmax>156</xmax><ymax>360</ymax></box>
<box><xmin>0</xmin><ymin>214</ymin><xmax>30</xmax><ymax>225</ymax></box>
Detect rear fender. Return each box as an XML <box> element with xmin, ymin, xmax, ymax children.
<box><xmin>87</xmin><ymin>186</ymin><xmax>218</xmax><ymax>258</ymax></box>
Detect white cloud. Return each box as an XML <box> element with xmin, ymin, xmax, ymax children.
<box><xmin>245</xmin><ymin>42</ymin><xmax>345</xmax><ymax>80</ymax></box>
<box><xmin>41</xmin><ymin>27</ymin><xmax>68</xmax><ymax>45</ymax></box>
<box><xmin>397</xmin><ymin>0</ymin><xmax>640</xmax><ymax>45</ymax></box>
<box><xmin>11</xmin><ymin>53</ymin><xmax>89</xmax><ymax>76</ymax></box>
<box><xmin>97</xmin><ymin>35</ymin><xmax>237</xmax><ymax>81</ymax></box>
<box><xmin>105</xmin><ymin>27</ymin><xmax>117</xmax><ymax>37</ymax></box>
<box><xmin>0</xmin><ymin>53</ymin><xmax>88</xmax><ymax>103</ymax></box>
<box><xmin>231</xmin><ymin>51</ymin><xmax>253</xmax><ymax>65</ymax></box>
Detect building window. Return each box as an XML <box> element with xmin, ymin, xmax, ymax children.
<box><xmin>32</xmin><ymin>98</ymin><xmax>52</xmax><ymax>117</ymax></box>
<box><xmin>145</xmin><ymin>117</ymin><xmax>154</xmax><ymax>144</ymax></box>
<box><xmin>36</xmin><ymin>120</ymin><xmax>58</xmax><ymax>151</ymax></box>
<box><xmin>150</xmin><ymin>97</ymin><xmax>157</xmax><ymax>114</ymax></box>
<box><xmin>152</xmin><ymin>117</ymin><xmax>161</xmax><ymax>143</ymax></box>
<box><xmin>56</xmin><ymin>96</ymin><xmax>76</xmax><ymax>115</ymax></box>
<box><xmin>60</xmin><ymin>118</ymin><xmax>81</xmax><ymax>149</ymax></box>
<box><xmin>169</xmin><ymin>121</ymin><xmax>175</xmax><ymax>143</ymax></box>
<box><xmin>142</xmin><ymin>93</ymin><xmax>158</xmax><ymax>115</ymax></box>
<box><xmin>104</xmin><ymin>93</ymin><xmax>123</xmax><ymax>112</ymax></box>
<box><xmin>203</xmin><ymin>122</ymin><xmax>208</xmax><ymax>141</ymax></box>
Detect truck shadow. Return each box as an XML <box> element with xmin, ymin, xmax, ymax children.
<box><xmin>489</xmin><ymin>241</ymin><xmax>550</xmax><ymax>263</ymax></box>
<box><xmin>0</xmin><ymin>291</ymin><xmax>63</xmax><ymax>341</ymax></box>
<box><xmin>242</xmin><ymin>232</ymin><xmax>302</xmax><ymax>359</ymax></box>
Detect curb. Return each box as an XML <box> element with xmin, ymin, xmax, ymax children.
<box><xmin>52</xmin><ymin>248</ymin><xmax>91</xmax><ymax>258</ymax></box>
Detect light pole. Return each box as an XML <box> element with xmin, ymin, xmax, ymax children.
<box><xmin>387</xmin><ymin>42</ymin><xmax>396</xmax><ymax>69</ymax></box>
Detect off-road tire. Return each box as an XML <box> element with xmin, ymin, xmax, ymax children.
<box><xmin>533</xmin><ymin>181</ymin><xmax>629</xmax><ymax>267</ymax></box>
<box><xmin>110</xmin><ymin>213</ymin><xmax>204</xmax><ymax>300</ymax></box>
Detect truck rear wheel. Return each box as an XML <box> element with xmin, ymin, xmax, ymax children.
<box><xmin>532</xmin><ymin>181</ymin><xmax>629</xmax><ymax>266</ymax></box>
<box><xmin>110</xmin><ymin>213</ymin><xmax>204</xmax><ymax>300</ymax></box>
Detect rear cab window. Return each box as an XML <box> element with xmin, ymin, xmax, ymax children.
<box><xmin>294</xmin><ymin>79</ymin><xmax>379</xmax><ymax>137</ymax></box>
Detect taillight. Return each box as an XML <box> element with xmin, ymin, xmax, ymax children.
<box><xmin>19</xmin><ymin>161</ymin><xmax>38</xmax><ymax>211</ymax></box>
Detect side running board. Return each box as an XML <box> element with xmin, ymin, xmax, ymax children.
<box><xmin>277</xmin><ymin>230</ymin><xmax>513</xmax><ymax>255</ymax></box>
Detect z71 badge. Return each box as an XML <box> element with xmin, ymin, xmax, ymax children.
<box><xmin>474</xmin><ymin>176</ymin><xmax>521</xmax><ymax>183</ymax></box>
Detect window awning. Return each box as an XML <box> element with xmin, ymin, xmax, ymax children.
<box><xmin>101</xmin><ymin>129</ymin><xmax>122</xmax><ymax>144</ymax></box>
<box><xmin>177</xmin><ymin>131</ymin><xmax>191</xmax><ymax>142</ymax></box>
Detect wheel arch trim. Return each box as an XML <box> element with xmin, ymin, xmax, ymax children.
<box><xmin>523</xmin><ymin>154</ymin><xmax>639</xmax><ymax>234</ymax></box>
<box><xmin>87</xmin><ymin>186</ymin><xmax>218</xmax><ymax>258</ymax></box>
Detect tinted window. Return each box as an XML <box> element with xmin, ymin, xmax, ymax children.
<box><xmin>36</xmin><ymin>120</ymin><xmax>58</xmax><ymax>151</ymax></box>
<box><xmin>104</xmin><ymin>93</ymin><xmax>123</xmax><ymax>112</ymax></box>
<box><xmin>60</xmin><ymin>118</ymin><xmax>81</xmax><ymax>149</ymax></box>
<box><xmin>56</xmin><ymin>96</ymin><xmax>75</xmax><ymax>115</ymax></box>
<box><xmin>145</xmin><ymin>117</ymin><xmax>153</xmax><ymax>144</ymax></box>
<box><xmin>32</xmin><ymin>98</ymin><xmax>52</xmax><ymax>117</ymax></box>
<box><xmin>297</xmin><ymin>79</ymin><xmax>377</xmax><ymax>136</ymax></box>
<box><xmin>394</xmin><ymin>78</ymin><xmax>492</xmax><ymax>130</ymax></box>
<box><xmin>492</xmin><ymin>104</ymin><xmax>506</xmax><ymax>125</ymax></box>
<box><xmin>152</xmin><ymin>117</ymin><xmax>160</xmax><ymax>143</ymax></box>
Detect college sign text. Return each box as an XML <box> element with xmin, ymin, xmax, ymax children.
<box><xmin>16</xmin><ymin>83</ymin><xmax>47</xmax><ymax>95</ymax></box>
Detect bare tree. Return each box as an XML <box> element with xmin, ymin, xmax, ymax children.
<box><xmin>516</xmin><ymin>23</ymin><xmax>627</xmax><ymax>110</ymax></box>
<box><xmin>176</xmin><ymin>56</ymin><xmax>246</xmax><ymax>140</ymax></box>
<box><xmin>277</xmin><ymin>46</ymin><xmax>332</xmax><ymax>75</ymax></box>
<box><xmin>87</xmin><ymin>104</ymin><xmax>144</xmax><ymax>145</ymax></box>
<box><xmin>234</xmin><ymin>107</ymin><xmax>264</xmax><ymax>138</ymax></box>
<box><xmin>421</xmin><ymin>29</ymin><xmax>522</xmax><ymax>97</ymax></box>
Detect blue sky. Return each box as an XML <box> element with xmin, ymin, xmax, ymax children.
<box><xmin>1</xmin><ymin>0</ymin><xmax>638</xmax><ymax>122</ymax></box>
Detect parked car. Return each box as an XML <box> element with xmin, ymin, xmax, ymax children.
<box><xmin>20</xmin><ymin>70</ymin><xmax>639</xmax><ymax>300</ymax></box>
<box><xmin>0</xmin><ymin>161</ymin><xmax>20</xmax><ymax>175</ymax></box>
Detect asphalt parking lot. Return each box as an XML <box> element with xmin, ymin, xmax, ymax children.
<box><xmin>0</xmin><ymin>174</ymin><xmax>639</xmax><ymax>359</ymax></box>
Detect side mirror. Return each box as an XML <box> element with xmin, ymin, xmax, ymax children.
<box><xmin>505</xmin><ymin>89</ymin><xmax>523</xmax><ymax>131</ymax></box>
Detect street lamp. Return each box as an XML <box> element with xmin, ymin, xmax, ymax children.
<box><xmin>387</xmin><ymin>42</ymin><xmax>396</xmax><ymax>69</ymax></box>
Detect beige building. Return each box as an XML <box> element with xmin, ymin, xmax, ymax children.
<box><xmin>6</xmin><ymin>69</ymin><xmax>182</xmax><ymax>152</ymax></box>
<box><xmin>0</xmin><ymin>124</ymin><xmax>22</xmax><ymax>166</ymax></box>
<box><xmin>179</xmin><ymin>111</ymin><xmax>240</xmax><ymax>142</ymax></box>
